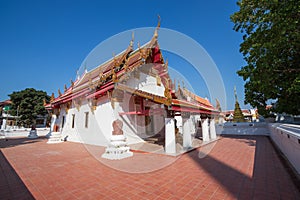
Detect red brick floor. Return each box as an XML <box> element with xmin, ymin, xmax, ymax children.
<box><xmin>0</xmin><ymin>135</ymin><xmax>299</xmax><ymax>200</ymax></box>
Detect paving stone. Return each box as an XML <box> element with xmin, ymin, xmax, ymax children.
<box><xmin>0</xmin><ymin>135</ymin><xmax>299</xmax><ymax>199</ymax></box>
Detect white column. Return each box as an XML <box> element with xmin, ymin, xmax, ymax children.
<box><xmin>210</xmin><ymin>118</ymin><xmax>217</xmax><ymax>140</ymax></box>
<box><xmin>202</xmin><ymin>118</ymin><xmax>210</xmax><ymax>142</ymax></box>
<box><xmin>165</xmin><ymin>118</ymin><xmax>176</xmax><ymax>154</ymax></box>
<box><xmin>1</xmin><ymin>119</ymin><xmax>6</xmax><ymax>130</ymax></box>
<box><xmin>183</xmin><ymin>118</ymin><xmax>192</xmax><ymax>149</ymax></box>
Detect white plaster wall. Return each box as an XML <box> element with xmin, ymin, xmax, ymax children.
<box><xmin>126</xmin><ymin>72</ymin><xmax>165</xmax><ymax>97</ymax></box>
<box><xmin>269</xmin><ymin>123</ymin><xmax>300</xmax><ymax>175</ymax></box>
<box><xmin>219</xmin><ymin>122</ymin><xmax>269</xmax><ymax>135</ymax></box>
<box><xmin>61</xmin><ymin>95</ymin><xmax>144</xmax><ymax>146</ymax></box>
<box><xmin>61</xmin><ymin>97</ymin><xmax>115</xmax><ymax>146</ymax></box>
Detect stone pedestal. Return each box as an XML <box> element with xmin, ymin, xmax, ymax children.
<box><xmin>102</xmin><ymin>135</ymin><xmax>133</xmax><ymax>160</ymax></box>
<box><xmin>183</xmin><ymin>118</ymin><xmax>192</xmax><ymax>149</ymax></box>
<box><xmin>202</xmin><ymin>118</ymin><xmax>210</xmax><ymax>142</ymax></box>
<box><xmin>28</xmin><ymin>129</ymin><xmax>38</xmax><ymax>139</ymax></box>
<box><xmin>210</xmin><ymin>119</ymin><xmax>217</xmax><ymax>140</ymax></box>
<box><xmin>102</xmin><ymin>119</ymin><xmax>133</xmax><ymax>160</ymax></box>
<box><xmin>165</xmin><ymin>118</ymin><xmax>176</xmax><ymax>154</ymax></box>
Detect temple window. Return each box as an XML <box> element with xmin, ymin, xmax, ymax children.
<box><xmin>62</xmin><ymin>116</ymin><xmax>65</xmax><ymax>128</ymax></box>
<box><xmin>72</xmin><ymin>114</ymin><xmax>75</xmax><ymax>128</ymax></box>
<box><xmin>85</xmin><ymin>112</ymin><xmax>89</xmax><ymax>128</ymax></box>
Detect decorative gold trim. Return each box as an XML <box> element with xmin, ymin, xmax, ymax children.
<box><xmin>156</xmin><ymin>75</ymin><xmax>161</xmax><ymax>86</ymax></box>
<box><xmin>164</xmin><ymin>78</ymin><xmax>172</xmax><ymax>106</ymax></box>
<box><xmin>73</xmin><ymin>98</ymin><xmax>81</xmax><ymax>111</ymax></box>
<box><xmin>66</xmin><ymin>101</ymin><xmax>71</xmax><ymax>114</ymax></box>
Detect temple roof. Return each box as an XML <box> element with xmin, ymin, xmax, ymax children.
<box><xmin>45</xmin><ymin>24</ymin><xmax>218</xmax><ymax>115</ymax></box>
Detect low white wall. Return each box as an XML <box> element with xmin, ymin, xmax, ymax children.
<box><xmin>268</xmin><ymin>123</ymin><xmax>300</xmax><ymax>175</ymax></box>
<box><xmin>1</xmin><ymin>128</ymin><xmax>50</xmax><ymax>138</ymax></box>
<box><xmin>217</xmin><ymin>122</ymin><xmax>269</xmax><ymax>136</ymax></box>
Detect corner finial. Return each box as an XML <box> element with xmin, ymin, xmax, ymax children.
<box><xmin>58</xmin><ymin>89</ymin><xmax>62</xmax><ymax>96</ymax></box>
<box><xmin>64</xmin><ymin>84</ymin><xmax>67</xmax><ymax>92</ymax></box>
<box><xmin>154</xmin><ymin>15</ymin><xmax>161</xmax><ymax>38</ymax></box>
<box><xmin>50</xmin><ymin>93</ymin><xmax>55</xmax><ymax>102</ymax></box>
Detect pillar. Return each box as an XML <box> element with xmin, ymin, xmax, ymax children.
<box><xmin>210</xmin><ymin>118</ymin><xmax>217</xmax><ymax>140</ymax></box>
<box><xmin>202</xmin><ymin>118</ymin><xmax>210</xmax><ymax>142</ymax></box>
<box><xmin>182</xmin><ymin>116</ymin><xmax>192</xmax><ymax>149</ymax></box>
<box><xmin>165</xmin><ymin>118</ymin><xmax>176</xmax><ymax>154</ymax></box>
<box><xmin>1</xmin><ymin>119</ymin><xmax>6</xmax><ymax>130</ymax></box>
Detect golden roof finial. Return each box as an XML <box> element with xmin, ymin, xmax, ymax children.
<box><xmin>164</xmin><ymin>58</ymin><xmax>168</xmax><ymax>70</ymax></box>
<box><xmin>43</xmin><ymin>98</ymin><xmax>46</xmax><ymax>106</ymax></box>
<box><xmin>154</xmin><ymin>15</ymin><xmax>161</xmax><ymax>38</ymax></box>
<box><xmin>50</xmin><ymin>93</ymin><xmax>55</xmax><ymax>102</ymax></box>
<box><xmin>64</xmin><ymin>84</ymin><xmax>67</xmax><ymax>92</ymax></box>
<box><xmin>58</xmin><ymin>89</ymin><xmax>62</xmax><ymax>96</ymax></box>
<box><xmin>70</xmin><ymin>79</ymin><xmax>74</xmax><ymax>87</ymax></box>
<box><xmin>112</xmin><ymin>52</ymin><xmax>119</xmax><ymax>67</ymax></box>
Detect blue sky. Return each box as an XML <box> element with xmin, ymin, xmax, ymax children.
<box><xmin>0</xmin><ymin>0</ymin><xmax>247</xmax><ymax>110</ymax></box>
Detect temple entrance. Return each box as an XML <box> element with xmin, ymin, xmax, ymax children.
<box><xmin>145</xmin><ymin>107</ymin><xmax>154</xmax><ymax>135</ymax></box>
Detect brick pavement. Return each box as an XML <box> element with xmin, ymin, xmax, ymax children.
<box><xmin>0</xmin><ymin>135</ymin><xmax>299</xmax><ymax>200</ymax></box>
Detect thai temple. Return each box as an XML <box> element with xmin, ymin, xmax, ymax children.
<box><xmin>45</xmin><ymin>22</ymin><xmax>219</xmax><ymax>159</ymax></box>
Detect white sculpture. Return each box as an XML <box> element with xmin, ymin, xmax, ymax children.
<box><xmin>102</xmin><ymin>119</ymin><xmax>133</xmax><ymax>160</ymax></box>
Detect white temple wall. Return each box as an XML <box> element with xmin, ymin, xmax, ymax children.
<box><xmin>61</xmin><ymin>97</ymin><xmax>115</xmax><ymax>146</ymax></box>
<box><xmin>126</xmin><ymin>71</ymin><xmax>165</xmax><ymax>97</ymax></box>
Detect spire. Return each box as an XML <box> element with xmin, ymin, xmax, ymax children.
<box><xmin>234</xmin><ymin>86</ymin><xmax>238</xmax><ymax>102</ymax></box>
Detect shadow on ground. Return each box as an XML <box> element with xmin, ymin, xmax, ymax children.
<box><xmin>0</xmin><ymin>150</ymin><xmax>34</xmax><ymax>199</ymax></box>
<box><xmin>0</xmin><ymin>136</ymin><xmax>47</xmax><ymax>149</ymax></box>
<box><xmin>187</xmin><ymin>135</ymin><xmax>300</xmax><ymax>199</ymax></box>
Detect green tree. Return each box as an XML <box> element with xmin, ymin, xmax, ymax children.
<box><xmin>231</xmin><ymin>0</ymin><xmax>300</xmax><ymax>116</ymax></box>
<box><xmin>9</xmin><ymin>88</ymin><xmax>50</xmax><ymax>127</ymax></box>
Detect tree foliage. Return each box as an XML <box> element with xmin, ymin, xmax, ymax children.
<box><xmin>9</xmin><ymin>88</ymin><xmax>50</xmax><ymax>127</ymax></box>
<box><xmin>231</xmin><ymin>0</ymin><xmax>300</xmax><ymax>116</ymax></box>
